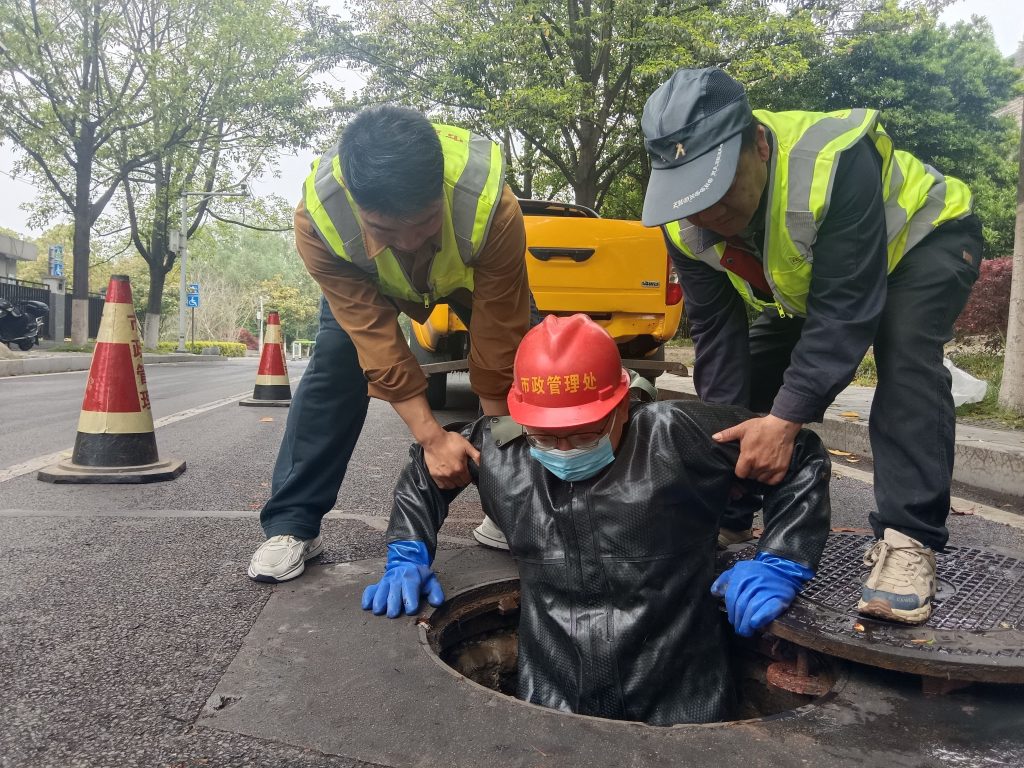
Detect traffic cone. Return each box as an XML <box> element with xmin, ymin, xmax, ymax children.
<box><xmin>38</xmin><ymin>275</ymin><xmax>185</xmax><ymax>483</ymax></box>
<box><xmin>239</xmin><ymin>310</ymin><xmax>291</xmax><ymax>407</ymax></box>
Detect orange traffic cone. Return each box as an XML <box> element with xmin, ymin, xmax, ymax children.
<box><xmin>239</xmin><ymin>310</ymin><xmax>291</xmax><ymax>407</ymax></box>
<box><xmin>38</xmin><ymin>275</ymin><xmax>185</xmax><ymax>483</ymax></box>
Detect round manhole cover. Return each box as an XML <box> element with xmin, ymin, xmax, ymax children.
<box><xmin>720</xmin><ymin>533</ymin><xmax>1024</xmax><ymax>683</ymax></box>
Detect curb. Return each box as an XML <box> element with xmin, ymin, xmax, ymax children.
<box><xmin>655</xmin><ymin>373</ymin><xmax>1024</xmax><ymax>501</ymax></box>
<box><xmin>0</xmin><ymin>353</ymin><xmax>227</xmax><ymax>378</ymax></box>
<box><xmin>806</xmin><ymin>418</ymin><xmax>1024</xmax><ymax>500</ymax></box>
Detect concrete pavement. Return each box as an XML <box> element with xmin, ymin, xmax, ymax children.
<box><xmin>0</xmin><ymin>347</ymin><xmax>227</xmax><ymax>377</ymax></box>
<box><xmin>656</xmin><ymin>372</ymin><xmax>1024</xmax><ymax>501</ymax></box>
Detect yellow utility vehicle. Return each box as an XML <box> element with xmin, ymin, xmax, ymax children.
<box><xmin>410</xmin><ymin>199</ymin><xmax>685</xmax><ymax>409</ymax></box>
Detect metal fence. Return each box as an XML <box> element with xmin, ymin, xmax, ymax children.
<box><xmin>0</xmin><ymin>278</ymin><xmax>106</xmax><ymax>339</ymax></box>
<box><xmin>64</xmin><ymin>293</ymin><xmax>106</xmax><ymax>339</ymax></box>
<box><xmin>0</xmin><ymin>277</ymin><xmax>50</xmax><ymax>306</ymax></box>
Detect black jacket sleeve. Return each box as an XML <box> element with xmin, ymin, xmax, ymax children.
<box><xmin>386</xmin><ymin>419</ymin><xmax>484</xmax><ymax>560</ymax></box>
<box><xmin>663</xmin><ymin>402</ymin><xmax>832</xmax><ymax>570</ymax></box>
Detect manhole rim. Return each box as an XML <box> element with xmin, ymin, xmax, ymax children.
<box><xmin>416</xmin><ymin>577</ymin><xmax>846</xmax><ymax>730</ymax></box>
<box><xmin>733</xmin><ymin>533</ymin><xmax>1024</xmax><ymax>684</ymax></box>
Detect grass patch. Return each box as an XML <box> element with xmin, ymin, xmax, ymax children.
<box><xmin>853</xmin><ymin>349</ymin><xmax>1023</xmax><ymax>429</ymax></box>
<box><xmin>665</xmin><ymin>337</ymin><xmax>694</xmax><ymax>349</ymax></box>
<box><xmin>853</xmin><ymin>352</ymin><xmax>877</xmax><ymax>386</ymax></box>
<box><xmin>948</xmin><ymin>351</ymin><xmax>1024</xmax><ymax>429</ymax></box>
<box><xmin>49</xmin><ymin>342</ymin><xmax>95</xmax><ymax>353</ymax></box>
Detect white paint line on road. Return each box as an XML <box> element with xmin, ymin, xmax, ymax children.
<box><xmin>832</xmin><ymin>464</ymin><xmax>1024</xmax><ymax>531</ymax></box>
<box><xmin>0</xmin><ymin>389</ymin><xmax>252</xmax><ymax>484</ymax></box>
<box><xmin>152</xmin><ymin>389</ymin><xmax>252</xmax><ymax>429</ymax></box>
<box><xmin>0</xmin><ymin>507</ymin><xmax>477</xmax><ymax>545</ymax></box>
<box><xmin>323</xmin><ymin>511</ymin><xmax>476</xmax><ymax>546</ymax></box>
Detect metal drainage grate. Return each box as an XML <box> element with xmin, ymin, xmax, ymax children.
<box><xmin>720</xmin><ymin>533</ymin><xmax>1024</xmax><ymax>683</ymax></box>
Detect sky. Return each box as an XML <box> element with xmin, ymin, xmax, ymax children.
<box><xmin>0</xmin><ymin>0</ymin><xmax>1021</xmax><ymax>241</ymax></box>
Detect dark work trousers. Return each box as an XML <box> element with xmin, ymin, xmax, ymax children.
<box><xmin>260</xmin><ymin>294</ymin><xmax>541</xmax><ymax>539</ymax></box>
<box><xmin>260</xmin><ymin>297</ymin><xmax>369</xmax><ymax>539</ymax></box>
<box><xmin>720</xmin><ymin>220</ymin><xmax>981</xmax><ymax>550</ymax></box>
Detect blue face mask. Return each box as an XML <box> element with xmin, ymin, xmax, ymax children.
<box><xmin>529</xmin><ymin>414</ymin><xmax>617</xmax><ymax>482</ymax></box>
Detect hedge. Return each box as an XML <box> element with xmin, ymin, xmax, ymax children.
<box><xmin>955</xmin><ymin>256</ymin><xmax>1012</xmax><ymax>339</ymax></box>
<box><xmin>155</xmin><ymin>341</ymin><xmax>247</xmax><ymax>357</ymax></box>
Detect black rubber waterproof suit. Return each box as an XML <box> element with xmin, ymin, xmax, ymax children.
<box><xmin>388</xmin><ymin>400</ymin><xmax>831</xmax><ymax>726</ymax></box>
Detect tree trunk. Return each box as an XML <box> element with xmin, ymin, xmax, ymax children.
<box><xmin>998</xmin><ymin>98</ymin><xmax>1024</xmax><ymax>413</ymax></box>
<box><xmin>70</xmin><ymin>130</ymin><xmax>94</xmax><ymax>346</ymax></box>
<box><xmin>142</xmin><ymin>166</ymin><xmax>172</xmax><ymax>349</ymax></box>
<box><xmin>574</xmin><ymin>120</ymin><xmax>600</xmax><ymax>209</ymax></box>
<box><xmin>144</xmin><ymin>261</ymin><xmax>166</xmax><ymax>349</ymax></box>
<box><xmin>70</xmin><ymin>207</ymin><xmax>91</xmax><ymax>345</ymax></box>
<box><xmin>71</xmin><ymin>144</ymin><xmax>94</xmax><ymax>346</ymax></box>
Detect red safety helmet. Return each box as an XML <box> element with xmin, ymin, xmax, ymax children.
<box><xmin>508</xmin><ymin>314</ymin><xmax>629</xmax><ymax>429</ymax></box>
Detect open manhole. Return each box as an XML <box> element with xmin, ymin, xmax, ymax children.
<box><xmin>420</xmin><ymin>578</ymin><xmax>840</xmax><ymax>725</ymax></box>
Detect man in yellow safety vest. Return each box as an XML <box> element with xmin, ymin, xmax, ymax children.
<box><xmin>248</xmin><ymin>105</ymin><xmax>531</xmax><ymax>583</ymax></box>
<box><xmin>641</xmin><ymin>67</ymin><xmax>982</xmax><ymax>625</ymax></box>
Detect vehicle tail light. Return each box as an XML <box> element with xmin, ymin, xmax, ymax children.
<box><xmin>666</xmin><ymin>260</ymin><xmax>683</xmax><ymax>306</ymax></box>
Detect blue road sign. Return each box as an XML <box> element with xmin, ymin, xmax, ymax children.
<box><xmin>187</xmin><ymin>283</ymin><xmax>200</xmax><ymax>296</ymax></box>
<box><xmin>186</xmin><ymin>293</ymin><xmax>200</xmax><ymax>308</ymax></box>
<box><xmin>48</xmin><ymin>244</ymin><xmax>64</xmax><ymax>277</ymax></box>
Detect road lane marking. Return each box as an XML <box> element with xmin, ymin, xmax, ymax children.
<box><xmin>0</xmin><ymin>389</ymin><xmax>252</xmax><ymax>484</ymax></box>
<box><xmin>0</xmin><ymin>508</ymin><xmax>477</xmax><ymax>545</ymax></box>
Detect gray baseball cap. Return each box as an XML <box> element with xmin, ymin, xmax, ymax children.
<box><xmin>641</xmin><ymin>67</ymin><xmax>752</xmax><ymax>227</ymax></box>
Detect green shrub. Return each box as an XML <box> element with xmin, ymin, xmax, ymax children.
<box><xmin>155</xmin><ymin>341</ymin><xmax>246</xmax><ymax>357</ymax></box>
<box><xmin>955</xmin><ymin>258</ymin><xmax>1011</xmax><ymax>339</ymax></box>
<box><xmin>853</xmin><ymin>352</ymin><xmax>877</xmax><ymax>386</ymax></box>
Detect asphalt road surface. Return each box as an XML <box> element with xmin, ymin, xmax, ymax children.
<box><xmin>1</xmin><ymin>362</ymin><xmax>1021</xmax><ymax>767</ymax></box>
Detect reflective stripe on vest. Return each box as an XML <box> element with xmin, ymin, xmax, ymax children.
<box><xmin>303</xmin><ymin>124</ymin><xmax>506</xmax><ymax>304</ymax></box>
<box><xmin>664</xmin><ymin>109</ymin><xmax>973</xmax><ymax>317</ymax></box>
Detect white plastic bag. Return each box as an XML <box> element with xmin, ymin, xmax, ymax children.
<box><xmin>944</xmin><ymin>357</ymin><xmax>987</xmax><ymax>406</ymax></box>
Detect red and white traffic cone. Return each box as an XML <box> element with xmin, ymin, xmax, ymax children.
<box><xmin>239</xmin><ymin>310</ymin><xmax>291</xmax><ymax>407</ymax></box>
<box><xmin>38</xmin><ymin>275</ymin><xmax>185</xmax><ymax>483</ymax></box>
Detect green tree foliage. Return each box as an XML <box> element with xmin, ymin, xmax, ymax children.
<box><xmin>762</xmin><ymin>3</ymin><xmax>1021</xmax><ymax>255</ymax></box>
<box><xmin>113</xmin><ymin>0</ymin><xmax>330</xmax><ymax>347</ymax></box>
<box><xmin>338</xmin><ymin>0</ymin><xmax>821</xmax><ymax>213</ymax></box>
<box><xmin>185</xmin><ymin>208</ymin><xmax>320</xmax><ymax>343</ymax></box>
<box><xmin>11</xmin><ymin>223</ymin><xmax>147</xmax><ymax>303</ymax></box>
<box><xmin>1</xmin><ymin>0</ymin><xmax>334</xmax><ymax>345</ymax></box>
<box><xmin>257</xmin><ymin>279</ymin><xmax>320</xmax><ymax>342</ymax></box>
<box><xmin>0</xmin><ymin>0</ymin><xmax>156</xmax><ymax>342</ymax></box>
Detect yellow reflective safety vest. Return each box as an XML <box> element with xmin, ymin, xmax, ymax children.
<box><xmin>664</xmin><ymin>109</ymin><xmax>973</xmax><ymax>317</ymax></box>
<box><xmin>303</xmin><ymin>124</ymin><xmax>506</xmax><ymax>306</ymax></box>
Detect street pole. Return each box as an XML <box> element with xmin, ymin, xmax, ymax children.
<box><xmin>176</xmin><ymin>187</ymin><xmax>249</xmax><ymax>353</ymax></box>
<box><xmin>258</xmin><ymin>295</ymin><xmax>265</xmax><ymax>354</ymax></box>
<box><xmin>177</xmin><ymin>194</ymin><xmax>188</xmax><ymax>352</ymax></box>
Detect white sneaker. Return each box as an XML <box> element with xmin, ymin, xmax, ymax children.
<box><xmin>473</xmin><ymin>515</ymin><xmax>509</xmax><ymax>551</ymax></box>
<box><xmin>247</xmin><ymin>534</ymin><xmax>324</xmax><ymax>583</ymax></box>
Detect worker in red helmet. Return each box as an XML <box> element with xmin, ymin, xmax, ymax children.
<box><xmin>363</xmin><ymin>314</ymin><xmax>832</xmax><ymax>725</ymax></box>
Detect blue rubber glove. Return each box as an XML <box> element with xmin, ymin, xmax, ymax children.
<box><xmin>711</xmin><ymin>552</ymin><xmax>814</xmax><ymax>638</ymax></box>
<box><xmin>361</xmin><ymin>541</ymin><xmax>445</xmax><ymax>618</ymax></box>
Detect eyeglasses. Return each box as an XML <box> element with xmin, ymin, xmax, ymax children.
<box><xmin>524</xmin><ymin>414</ymin><xmax>613</xmax><ymax>451</ymax></box>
